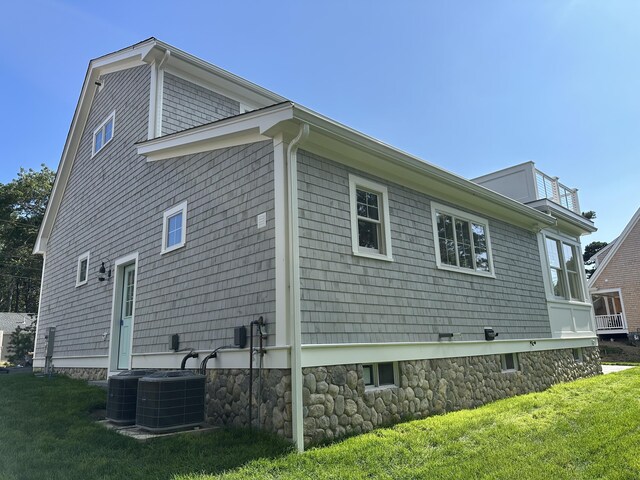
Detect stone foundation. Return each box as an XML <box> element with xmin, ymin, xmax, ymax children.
<box><xmin>205</xmin><ymin>368</ymin><xmax>292</xmax><ymax>437</ymax></box>
<box><xmin>301</xmin><ymin>347</ymin><xmax>601</xmax><ymax>446</ymax></box>
<box><xmin>49</xmin><ymin>367</ymin><xmax>108</xmax><ymax>381</ymax></box>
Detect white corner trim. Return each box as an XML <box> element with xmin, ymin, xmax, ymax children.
<box><xmin>161</xmin><ymin>201</ymin><xmax>188</xmax><ymax>254</ymax></box>
<box><xmin>75</xmin><ymin>251</ymin><xmax>90</xmax><ymax>287</ymax></box>
<box><xmin>348</xmin><ymin>174</ymin><xmax>393</xmax><ymax>261</ymax></box>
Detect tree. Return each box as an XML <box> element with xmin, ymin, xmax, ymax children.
<box><xmin>581</xmin><ymin>211</ymin><xmax>597</xmax><ymax>220</ymax></box>
<box><xmin>0</xmin><ymin>166</ymin><xmax>55</xmax><ymax>313</ymax></box>
<box><xmin>583</xmin><ymin>241</ymin><xmax>608</xmax><ymax>262</ymax></box>
<box><xmin>7</xmin><ymin>320</ymin><xmax>36</xmax><ymax>365</ymax></box>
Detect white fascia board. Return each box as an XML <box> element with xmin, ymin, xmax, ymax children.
<box><xmin>32</xmin><ymin>355</ymin><xmax>109</xmax><ymax>369</ymax></box>
<box><xmin>289</xmin><ymin>106</ymin><xmax>556</xmax><ymax>231</ymax></box>
<box><xmin>136</xmin><ymin>103</ymin><xmax>294</xmax><ymax>161</ymax></box>
<box><xmin>300</xmin><ymin>337</ymin><xmax>598</xmax><ymax>368</ymax></box>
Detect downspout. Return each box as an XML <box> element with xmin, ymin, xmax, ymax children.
<box><xmin>287</xmin><ymin>123</ymin><xmax>309</xmax><ymax>452</ymax></box>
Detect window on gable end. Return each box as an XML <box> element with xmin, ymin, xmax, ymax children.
<box><xmin>349</xmin><ymin>174</ymin><xmax>393</xmax><ymax>261</ymax></box>
<box><xmin>161</xmin><ymin>201</ymin><xmax>188</xmax><ymax>254</ymax></box>
<box><xmin>92</xmin><ymin>111</ymin><xmax>115</xmax><ymax>156</ymax></box>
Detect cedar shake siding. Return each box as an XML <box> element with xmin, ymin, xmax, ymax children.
<box><xmin>591</xmin><ymin>218</ymin><xmax>640</xmax><ymax>332</ymax></box>
<box><xmin>161</xmin><ymin>73</ymin><xmax>241</xmax><ymax>135</ymax></box>
<box><xmin>296</xmin><ymin>150</ymin><xmax>551</xmax><ymax>344</ymax></box>
<box><xmin>36</xmin><ymin>63</ymin><xmax>275</xmax><ymax>358</ymax></box>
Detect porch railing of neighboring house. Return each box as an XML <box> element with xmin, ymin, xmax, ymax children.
<box><xmin>594</xmin><ymin>314</ymin><xmax>627</xmax><ymax>332</ymax></box>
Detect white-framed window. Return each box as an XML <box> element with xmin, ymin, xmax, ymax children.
<box><xmin>544</xmin><ymin>236</ymin><xmax>583</xmax><ymax>301</ymax></box>
<box><xmin>501</xmin><ymin>353</ymin><xmax>519</xmax><ymax>372</ymax></box>
<box><xmin>161</xmin><ymin>201</ymin><xmax>188</xmax><ymax>254</ymax></box>
<box><xmin>92</xmin><ymin>111</ymin><xmax>115</xmax><ymax>156</ymax></box>
<box><xmin>572</xmin><ymin>348</ymin><xmax>583</xmax><ymax>363</ymax></box>
<box><xmin>362</xmin><ymin>362</ymin><xmax>398</xmax><ymax>389</ymax></box>
<box><xmin>76</xmin><ymin>251</ymin><xmax>90</xmax><ymax>287</ymax></box>
<box><xmin>348</xmin><ymin>175</ymin><xmax>393</xmax><ymax>261</ymax></box>
<box><xmin>431</xmin><ymin>202</ymin><xmax>494</xmax><ymax>277</ymax></box>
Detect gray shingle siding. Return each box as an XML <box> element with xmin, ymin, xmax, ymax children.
<box><xmin>161</xmin><ymin>73</ymin><xmax>240</xmax><ymax>135</ymax></box>
<box><xmin>36</xmin><ymin>63</ymin><xmax>275</xmax><ymax>359</ymax></box>
<box><xmin>297</xmin><ymin>150</ymin><xmax>551</xmax><ymax>344</ymax></box>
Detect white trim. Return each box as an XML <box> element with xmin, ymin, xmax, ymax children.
<box><xmin>541</xmin><ymin>232</ymin><xmax>585</xmax><ymax>302</ymax></box>
<box><xmin>75</xmin><ymin>251</ymin><xmax>90</xmax><ymax>287</ymax></box>
<box><xmin>161</xmin><ymin>201</ymin><xmax>188</xmax><ymax>254</ymax></box>
<box><xmin>32</xmin><ymin>254</ymin><xmax>46</xmax><ymax>361</ymax></box>
<box><xmin>147</xmin><ymin>62</ymin><xmax>158</xmax><ymax>139</ymax></box>
<box><xmin>33</xmin><ymin>355</ymin><xmax>108</xmax><ymax>369</ymax></box>
<box><xmin>348</xmin><ymin>174</ymin><xmax>393</xmax><ymax>261</ymax></box>
<box><xmin>273</xmin><ymin>136</ymin><xmax>288</xmax><ymax>347</ymax></box>
<box><xmin>91</xmin><ymin>111</ymin><xmax>116</xmax><ymax>157</ymax></box>
<box><xmin>107</xmin><ymin>252</ymin><xmax>138</xmax><ymax>372</ymax></box>
<box><xmin>299</xmin><ymin>337</ymin><xmax>597</xmax><ymax>368</ymax></box>
<box><xmin>430</xmin><ymin>202</ymin><xmax>495</xmax><ymax>277</ymax></box>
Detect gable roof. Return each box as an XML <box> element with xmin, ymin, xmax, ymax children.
<box><xmin>34</xmin><ymin>38</ymin><xmax>286</xmax><ymax>255</ymax></box>
<box><xmin>0</xmin><ymin>313</ymin><xmax>34</xmax><ymax>334</ymax></box>
<box><xmin>588</xmin><ymin>207</ymin><xmax>640</xmax><ymax>286</ymax></box>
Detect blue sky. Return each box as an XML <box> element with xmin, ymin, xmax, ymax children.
<box><xmin>1</xmin><ymin>0</ymin><xmax>638</xmax><ymax>245</ymax></box>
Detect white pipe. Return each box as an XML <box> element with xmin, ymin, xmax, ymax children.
<box><xmin>287</xmin><ymin>123</ymin><xmax>309</xmax><ymax>452</ymax></box>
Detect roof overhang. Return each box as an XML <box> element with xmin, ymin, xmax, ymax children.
<box><xmin>525</xmin><ymin>199</ymin><xmax>596</xmax><ymax>236</ymax></box>
<box><xmin>137</xmin><ymin>103</ymin><xmax>557</xmax><ymax>232</ymax></box>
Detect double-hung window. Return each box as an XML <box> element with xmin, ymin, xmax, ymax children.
<box><xmin>545</xmin><ymin>237</ymin><xmax>583</xmax><ymax>301</ymax></box>
<box><xmin>161</xmin><ymin>201</ymin><xmax>188</xmax><ymax>254</ymax></box>
<box><xmin>76</xmin><ymin>251</ymin><xmax>90</xmax><ymax>287</ymax></box>
<box><xmin>349</xmin><ymin>175</ymin><xmax>393</xmax><ymax>261</ymax></box>
<box><xmin>431</xmin><ymin>203</ymin><xmax>494</xmax><ymax>276</ymax></box>
<box><xmin>92</xmin><ymin>111</ymin><xmax>115</xmax><ymax>156</ymax></box>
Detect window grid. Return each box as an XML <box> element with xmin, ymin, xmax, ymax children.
<box><xmin>436</xmin><ymin>211</ymin><xmax>491</xmax><ymax>274</ymax></box>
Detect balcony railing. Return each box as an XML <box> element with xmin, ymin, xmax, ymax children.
<box><xmin>535</xmin><ymin>170</ymin><xmax>580</xmax><ymax>214</ymax></box>
<box><xmin>595</xmin><ymin>314</ymin><xmax>627</xmax><ymax>333</ymax></box>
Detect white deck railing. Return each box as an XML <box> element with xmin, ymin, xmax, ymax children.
<box><xmin>595</xmin><ymin>314</ymin><xmax>627</xmax><ymax>332</ymax></box>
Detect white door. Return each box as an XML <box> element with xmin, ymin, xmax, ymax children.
<box><xmin>117</xmin><ymin>264</ymin><xmax>135</xmax><ymax>369</ymax></box>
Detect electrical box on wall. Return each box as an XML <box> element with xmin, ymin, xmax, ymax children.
<box><xmin>234</xmin><ymin>326</ymin><xmax>247</xmax><ymax>349</ymax></box>
<box><xmin>170</xmin><ymin>334</ymin><xmax>180</xmax><ymax>351</ymax></box>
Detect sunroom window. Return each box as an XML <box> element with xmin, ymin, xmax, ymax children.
<box><xmin>545</xmin><ymin>237</ymin><xmax>583</xmax><ymax>301</ymax></box>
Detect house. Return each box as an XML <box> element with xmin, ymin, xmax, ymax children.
<box><xmin>33</xmin><ymin>39</ymin><xmax>600</xmax><ymax>450</ymax></box>
<box><xmin>587</xmin><ymin>207</ymin><xmax>640</xmax><ymax>336</ymax></box>
<box><xmin>0</xmin><ymin>313</ymin><xmax>34</xmax><ymax>363</ymax></box>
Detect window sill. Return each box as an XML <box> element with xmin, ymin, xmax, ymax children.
<box><xmin>501</xmin><ymin>369</ymin><xmax>519</xmax><ymax>374</ymax></box>
<box><xmin>352</xmin><ymin>250</ymin><xmax>393</xmax><ymax>262</ymax></box>
<box><xmin>75</xmin><ymin>281</ymin><xmax>88</xmax><ymax>288</ymax></box>
<box><xmin>546</xmin><ymin>298</ymin><xmax>592</xmax><ymax>307</ymax></box>
<box><xmin>161</xmin><ymin>243</ymin><xmax>185</xmax><ymax>255</ymax></box>
<box><xmin>435</xmin><ymin>263</ymin><xmax>496</xmax><ymax>279</ymax></box>
<box><xmin>364</xmin><ymin>384</ymin><xmax>398</xmax><ymax>392</ymax></box>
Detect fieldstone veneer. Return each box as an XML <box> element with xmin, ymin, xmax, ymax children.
<box><xmin>301</xmin><ymin>348</ymin><xmax>601</xmax><ymax>446</ymax></box>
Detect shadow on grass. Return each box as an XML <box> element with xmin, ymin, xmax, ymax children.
<box><xmin>0</xmin><ymin>374</ymin><xmax>294</xmax><ymax>480</ymax></box>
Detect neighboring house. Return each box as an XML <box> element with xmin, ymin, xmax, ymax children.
<box><xmin>33</xmin><ymin>39</ymin><xmax>599</xmax><ymax>450</ymax></box>
<box><xmin>587</xmin><ymin>207</ymin><xmax>640</xmax><ymax>336</ymax></box>
<box><xmin>0</xmin><ymin>313</ymin><xmax>34</xmax><ymax>363</ymax></box>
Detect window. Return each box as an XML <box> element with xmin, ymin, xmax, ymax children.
<box><xmin>161</xmin><ymin>201</ymin><xmax>187</xmax><ymax>254</ymax></box>
<box><xmin>545</xmin><ymin>237</ymin><xmax>583</xmax><ymax>301</ymax></box>
<box><xmin>363</xmin><ymin>362</ymin><xmax>397</xmax><ymax>388</ymax></box>
<box><xmin>431</xmin><ymin>203</ymin><xmax>493</xmax><ymax>276</ymax></box>
<box><xmin>572</xmin><ymin>348</ymin><xmax>583</xmax><ymax>363</ymax></box>
<box><xmin>76</xmin><ymin>251</ymin><xmax>90</xmax><ymax>287</ymax></box>
<box><xmin>501</xmin><ymin>353</ymin><xmax>519</xmax><ymax>372</ymax></box>
<box><xmin>349</xmin><ymin>175</ymin><xmax>393</xmax><ymax>261</ymax></box>
<box><xmin>92</xmin><ymin>111</ymin><xmax>115</xmax><ymax>156</ymax></box>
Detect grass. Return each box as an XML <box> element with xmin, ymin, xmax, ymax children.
<box><xmin>1</xmin><ymin>369</ymin><xmax>640</xmax><ymax>480</ymax></box>
<box><xmin>0</xmin><ymin>374</ymin><xmax>292</xmax><ymax>480</ymax></box>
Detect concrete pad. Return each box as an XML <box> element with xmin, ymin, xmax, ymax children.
<box><xmin>601</xmin><ymin>365</ymin><xmax>636</xmax><ymax>374</ymax></box>
<box><xmin>98</xmin><ymin>420</ymin><xmax>217</xmax><ymax>441</ymax></box>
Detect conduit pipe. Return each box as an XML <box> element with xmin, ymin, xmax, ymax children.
<box><xmin>287</xmin><ymin>123</ymin><xmax>309</xmax><ymax>451</ymax></box>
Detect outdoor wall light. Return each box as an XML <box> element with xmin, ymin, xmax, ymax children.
<box><xmin>98</xmin><ymin>261</ymin><xmax>112</xmax><ymax>282</ymax></box>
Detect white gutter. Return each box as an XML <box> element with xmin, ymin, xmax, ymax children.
<box><xmin>287</xmin><ymin>123</ymin><xmax>309</xmax><ymax>452</ymax></box>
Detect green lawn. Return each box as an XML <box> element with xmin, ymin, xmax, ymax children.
<box><xmin>1</xmin><ymin>369</ymin><xmax>639</xmax><ymax>480</ymax></box>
